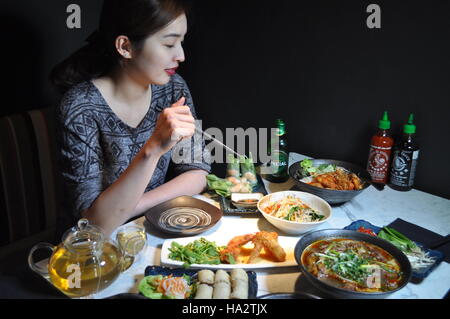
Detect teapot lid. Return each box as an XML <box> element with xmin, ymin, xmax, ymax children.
<box><xmin>62</xmin><ymin>218</ymin><xmax>105</xmax><ymax>254</ymax></box>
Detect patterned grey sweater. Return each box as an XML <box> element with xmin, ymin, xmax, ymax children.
<box><xmin>56</xmin><ymin>74</ymin><xmax>211</xmax><ymax>229</ymax></box>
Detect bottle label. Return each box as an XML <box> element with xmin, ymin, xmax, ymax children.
<box><xmin>270</xmin><ymin>150</ymin><xmax>288</xmax><ymax>177</ymax></box>
<box><xmin>367</xmin><ymin>145</ymin><xmax>392</xmax><ymax>183</ymax></box>
<box><xmin>390</xmin><ymin>150</ymin><xmax>420</xmax><ymax>187</ymax></box>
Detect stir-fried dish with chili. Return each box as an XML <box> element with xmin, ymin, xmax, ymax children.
<box><xmin>298</xmin><ymin>159</ymin><xmax>364</xmax><ymax>191</ymax></box>
<box><xmin>301</xmin><ymin>238</ymin><xmax>403</xmax><ymax>292</ymax></box>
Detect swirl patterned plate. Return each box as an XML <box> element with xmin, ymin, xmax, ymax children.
<box><xmin>145</xmin><ymin>196</ymin><xmax>223</xmax><ymax>235</ymax></box>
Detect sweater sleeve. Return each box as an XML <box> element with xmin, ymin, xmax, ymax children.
<box><xmin>56</xmin><ymin>95</ymin><xmax>105</xmax><ymax>219</ymax></box>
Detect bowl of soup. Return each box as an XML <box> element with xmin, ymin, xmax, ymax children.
<box><xmin>294</xmin><ymin>229</ymin><xmax>412</xmax><ymax>299</ymax></box>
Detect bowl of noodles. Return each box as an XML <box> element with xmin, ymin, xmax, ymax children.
<box><xmin>257</xmin><ymin>191</ymin><xmax>332</xmax><ymax>235</ymax></box>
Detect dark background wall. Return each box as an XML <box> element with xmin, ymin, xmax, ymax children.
<box><xmin>1</xmin><ymin>0</ymin><xmax>449</xmax><ymax>199</ymax></box>
<box><xmin>0</xmin><ymin>0</ymin><xmax>103</xmax><ymax>113</ymax></box>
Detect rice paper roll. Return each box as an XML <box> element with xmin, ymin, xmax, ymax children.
<box><xmin>195</xmin><ymin>284</ymin><xmax>213</xmax><ymax>299</ymax></box>
<box><xmin>226</xmin><ymin>154</ymin><xmax>240</xmax><ymax>178</ymax></box>
<box><xmin>240</xmin><ymin>154</ymin><xmax>257</xmax><ymax>187</ymax></box>
<box><xmin>230</xmin><ymin>269</ymin><xmax>248</xmax><ymax>299</ymax></box>
<box><xmin>213</xmin><ymin>270</ymin><xmax>231</xmax><ymax>299</ymax></box>
<box><xmin>198</xmin><ymin>269</ymin><xmax>215</xmax><ymax>285</ymax></box>
<box><xmin>212</xmin><ymin>282</ymin><xmax>231</xmax><ymax>299</ymax></box>
<box><xmin>237</xmin><ymin>181</ymin><xmax>252</xmax><ymax>193</ymax></box>
<box><xmin>214</xmin><ymin>270</ymin><xmax>230</xmax><ymax>284</ymax></box>
<box><xmin>230</xmin><ymin>268</ymin><xmax>248</xmax><ymax>283</ymax></box>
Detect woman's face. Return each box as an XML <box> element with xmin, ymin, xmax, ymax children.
<box><xmin>128</xmin><ymin>14</ymin><xmax>187</xmax><ymax>86</ymax></box>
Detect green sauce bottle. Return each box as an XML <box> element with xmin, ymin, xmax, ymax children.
<box><xmin>389</xmin><ymin>114</ymin><xmax>420</xmax><ymax>191</ymax></box>
<box><xmin>266</xmin><ymin>119</ymin><xmax>289</xmax><ymax>183</ymax></box>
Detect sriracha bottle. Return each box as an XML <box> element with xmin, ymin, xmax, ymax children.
<box><xmin>367</xmin><ymin>111</ymin><xmax>394</xmax><ymax>185</ymax></box>
<box><xmin>389</xmin><ymin>114</ymin><xmax>420</xmax><ymax>191</ymax></box>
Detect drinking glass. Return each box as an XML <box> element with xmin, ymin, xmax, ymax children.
<box><xmin>115</xmin><ymin>225</ymin><xmax>147</xmax><ymax>271</ymax></box>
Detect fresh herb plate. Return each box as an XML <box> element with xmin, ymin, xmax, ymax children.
<box><xmin>344</xmin><ymin>220</ymin><xmax>444</xmax><ymax>279</ymax></box>
<box><xmin>160</xmin><ymin>235</ymin><xmax>298</xmax><ymax>269</ymax></box>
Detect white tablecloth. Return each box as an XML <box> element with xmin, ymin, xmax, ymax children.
<box><xmin>93</xmin><ymin>153</ymin><xmax>450</xmax><ymax>299</ymax></box>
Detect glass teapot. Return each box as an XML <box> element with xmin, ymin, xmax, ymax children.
<box><xmin>28</xmin><ymin>219</ymin><xmax>123</xmax><ymax>298</ymax></box>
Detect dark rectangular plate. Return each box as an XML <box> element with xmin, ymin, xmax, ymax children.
<box><xmin>136</xmin><ymin>266</ymin><xmax>258</xmax><ymax>299</ymax></box>
<box><xmin>344</xmin><ymin>220</ymin><xmax>444</xmax><ymax>280</ymax></box>
<box><xmin>218</xmin><ymin>174</ymin><xmax>267</xmax><ymax>214</ymax></box>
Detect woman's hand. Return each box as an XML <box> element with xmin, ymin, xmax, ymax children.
<box><xmin>146</xmin><ymin>97</ymin><xmax>196</xmax><ymax>156</ymax></box>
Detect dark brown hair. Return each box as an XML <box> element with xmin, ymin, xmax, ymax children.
<box><xmin>50</xmin><ymin>0</ymin><xmax>190</xmax><ymax>94</ymax></box>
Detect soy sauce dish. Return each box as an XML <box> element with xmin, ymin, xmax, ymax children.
<box><xmin>294</xmin><ymin>229</ymin><xmax>412</xmax><ymax>299</ymax></box>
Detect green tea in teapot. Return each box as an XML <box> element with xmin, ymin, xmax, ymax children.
<box><xmin>48</xmin><ymin>241</ymin><xmax>122</xmax><ymax>298</ymax></box>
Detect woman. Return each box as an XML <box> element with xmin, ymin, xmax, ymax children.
<box><xmin>51</xmin><ymin>0</ymin><xmax>210</xmax><ymax>236</ymax></box>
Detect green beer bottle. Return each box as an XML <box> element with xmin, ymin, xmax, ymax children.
<box><xmin>267</xmin><ymin>119</ymin><xmax>289</xmax><ymax>182</ymax></box>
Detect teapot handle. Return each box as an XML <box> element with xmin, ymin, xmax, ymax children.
<box><xmin>28</xmin><ymin>242</ymin><xmax>56</xmax><ymax>278</ymax></box>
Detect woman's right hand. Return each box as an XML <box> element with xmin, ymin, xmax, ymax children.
<box><xmin>146</xmin><ymin>97</ymin><xmax>196</xmax><ymax>156</ymax></box>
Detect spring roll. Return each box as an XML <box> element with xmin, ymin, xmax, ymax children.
<box><xmin>230</xmin><ymin>269</ymin><xmax>248</xmax><ymax>299</ymax></box>
<box><xmin>214</xmin><ymin>269</ymin><xmax>230</xmax><ymax>284</ymax></box>
<box><xmin>195</xmin><ymin>283</ymin><xmax>213</xmax><ymax>299</ymax></box>
<box><xmin>213</xmin><ymin>270</ymin><xmax>231</xmax><ymax>299</ymax></box>
<box><xmin>198</xmin><ymin>269</ymin><xmax>215</xmax><ymax>285</ymax></box>
<box><xmin>213</xmin><ymin>282</ymin><xmax>231</xmax><ymax>299</ymax></box>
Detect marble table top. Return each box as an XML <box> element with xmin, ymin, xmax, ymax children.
<box><xmin>93</xmin><ymin>153</ymin><xmax>450</xmax><ymax>299</ymax></box>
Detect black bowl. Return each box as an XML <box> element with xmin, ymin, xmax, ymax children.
<box><xmin>258</xmin><ymin>292</ymin><xmax>321</xmax><ymax>299</ymax></box>
<box><xmin>288</xmin><ymin>159</ymin><xmax>371</xmax><ymax>204</ymax></box>
<box><xmin>294</xmin><ymin>229</ymin><xmax>412</xmax><ymax>299</ymax></box>
<box><xmin>106</xmin><ymin>293</ymin><xmax>149</xmax><ymax>299</ymax></box>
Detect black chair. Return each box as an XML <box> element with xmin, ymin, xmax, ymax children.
<box><xmin>0</xmin><ymin>108</ymin><xmax>61</xmax><ymax>273</ymax></box>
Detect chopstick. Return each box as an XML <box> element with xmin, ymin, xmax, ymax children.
<box><xmin>165</xmin><ymin>93</ymin><xmax>246</xmax><ymax>159</ymax></box>
<box><xmin>195</xmin><ymin>127</ymin><xmax>245</xmax><ymax>159</ymax></box>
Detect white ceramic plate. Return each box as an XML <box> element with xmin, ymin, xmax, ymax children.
<box><xmin>160</xmin><ymin>234</ymin><xmax>299</xmax><ymax>269</ymax></box>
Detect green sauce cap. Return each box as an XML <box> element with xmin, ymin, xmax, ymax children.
<box><xmin>378</xmin><ymin>111</ymin><xmax>391</xmax><ymax>130</ymax></box>
<box><xmin>404</xmin><ymin>113</ymin><xmax>416</xmax><ymax>134</ymax></box>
